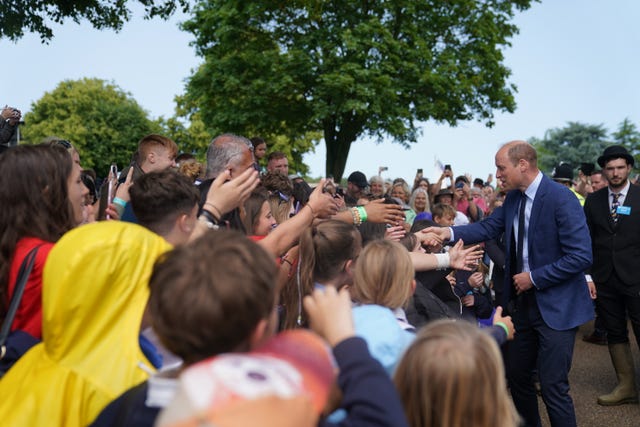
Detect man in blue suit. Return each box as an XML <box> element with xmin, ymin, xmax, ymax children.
<box><xmin>428</xmin><ymin>141</ymin><xmax>593</xmax><ymax>427</ymax></box>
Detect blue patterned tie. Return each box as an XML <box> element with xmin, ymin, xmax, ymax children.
<box><xmin>611</xmin><ymin>193</ymin><xmax>621</xmax><ymax>222</ymax></box>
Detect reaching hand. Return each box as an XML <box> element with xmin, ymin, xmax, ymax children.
<box><xmin>115</xmin><ymin>167</ymin><xmax>134</xmax><ymax>202</ymax></box>
<box><xmin>303</xmin><ymin>287</ymin><xmax>354</xmax><ymax>348</ymax></box>
<box><xmin>423</xmin><ymin>226</ymin><xmax>451</xmax><ymax>242</ymax></box>
<box><xmin>448</xmin><ymin>240</ymin><xmax>483</xmax><ymax>270</ymax></box>
<box><xmin>493</xmin><ymin>306</ymin><xmax>514</xmax><ymax>340</ymax></box>
<box><xmin>307</xmin><ymin>178</ymin><xmax>339</xmax><ymax>219</ymax></box>
<box><xmin>362</xmin><ymin>198</ymin><xmax>405</xmax><ymax>224</ymax></box>
<box><xmin>385</xmin><ymin>225</ymin><xmax>406</xmax><ymax>242</ymax></box>
<box><xmin>415</xmin><ymin>229</ymin><xmax>443</xmax><ymax>248</ymax></box>
<box><xmin>205</xmin><ymin>167</ymin><xmax>260</xmax><ymax>217</ymax></box>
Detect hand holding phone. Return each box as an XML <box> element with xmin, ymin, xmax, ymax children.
<box><xmin>105</xmin><ymin>164</ymin><xmax>118</xmax><ymax>220</ymax></box>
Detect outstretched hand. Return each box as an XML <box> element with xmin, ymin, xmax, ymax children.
<box><xmin>448</xmin><ymin>240</ymin><xmax>483</xmax><ymax>271</ymax></box>
<box><xmin>415</xmin><ymin>229</ymin><xmax>443</xmax><ymax>248</ymax></box>
<box><xmin>362</xmin><ymin>198</ymin><xmax>405</xmax><ymax>224</ymax></box>
<box><xmin>115</xmin><ymin>167</ymin><xmax>134</xmax><ymax>202</ymax></box>
<box><xmin>385</xmin><ymin>225</ymin><xmax>406</xmax><ymax>242</ymax></box>
<box><xmin>205</xmin><ymin>167</ymin><xmax>260</xmax><ymax>217</ymax></box>
<box><xmin>422</xmin><ymin>226</ymin><xmax>451</xmax><ymax>241</ymax></box>
<box><xmin>303</xmin><ymin>287</ymin><xmax>354</xmax><ymax>348</ymax></box>
<box><xmin>493</xmin><ymin>306</ymin><xmax>514</xmax><ymax>340</ymax></box>
<box><xmin>307</xmin><ymin>178</ymin><xmax>339</xmax><ymax>219</ymax></box>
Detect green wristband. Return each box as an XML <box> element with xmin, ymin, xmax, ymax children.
<box><xmin>495</xmin><ymin>321</ymin><xmax>509</xmax><ymax>337</ymax></box>
<box><xmin>356</xmin><ymin>205</ymin><xmax>367</xmax><ymax>223</ymax></box>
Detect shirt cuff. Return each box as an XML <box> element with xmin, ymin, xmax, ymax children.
<box><xmin>529</xmin><ymin>272</ymin><xmax>538</xmax><ymax>289</ymax></box>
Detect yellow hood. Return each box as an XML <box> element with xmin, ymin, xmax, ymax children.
<box><xmin>0</xmin><ymin>221</ymin><xmax>171</xmax><ymax>426</ymax></box>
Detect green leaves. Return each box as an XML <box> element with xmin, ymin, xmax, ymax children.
<box><xmin>21</xmin><ymin>78</ymin><xmax>160</xmax><ymax>177</ymax></box>
<box><xmin>183</xmin><ymin>0</ymin><xmax>534</xmax><ymax>180</ymax></box>
<box><xmin>0</xmin><ymin>0</ymin><xmax>190</xmax><ymax>43</ymax></box>
<box><xmin>530</xmin><ymin>121</ymin><xmax>640</xmax><ymax>174</ymax></box>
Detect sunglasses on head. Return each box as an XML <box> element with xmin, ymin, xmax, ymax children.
<box><xmin>56</xmin><ymin>140</ymin><xmax>72</xmax><ymax>149</ymax></box>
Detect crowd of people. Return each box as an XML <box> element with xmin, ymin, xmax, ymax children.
<box><xmin>0</xmin><ymin>111</ymin><xmax>638</xmax><ymax>427</ymax></box>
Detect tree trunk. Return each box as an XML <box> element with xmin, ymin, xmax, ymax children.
<box><xmin>323</xmin><ymin>113</ymin><xmax>363</xmax><ymax>182</ymax></box>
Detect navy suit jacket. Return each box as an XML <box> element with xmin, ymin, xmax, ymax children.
<box><xmin>453</xmin><ymin>174</ymin><xmax>593</xmax><ymax>330</ymax></box>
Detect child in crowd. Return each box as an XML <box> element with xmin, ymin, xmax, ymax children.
<box><xmin>351</xmin><ymin>239</ymin><xmax>416</xmax><ymax>331</ymax></box>
<box><xmin>90</xmin><ymin>229</ymin><xmax>278</xmax><ymax>426</ymax></box>
<box><xmin>394</xmin><ymin>320</ymin><xmax>520</xmax><ymax>427</ymax></box>
<box><xmin>281</xmin><ymin>220</ymin><xmax>361</xmax><ymax>329</ymax></box>
<box><xmin>349</xmin><ymin>239</ymin><xmax>418</xmax><ymax>376</ymax></box>
<box><xmin>92</xmin><ymin>230</ymin><xmax>408</xmax><ymax>427</ymax></box>
<box><xmin>0</xmin><ymin>222</ymin><xmax>171</xmax><ymax>426</ymax></box>
<box><xmin>432</xmin><ymin>202</ymin><xmax>456</xmax><ymax>227</ymax></box>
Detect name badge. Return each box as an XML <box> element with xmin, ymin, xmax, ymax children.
<box><xmin>617</xmin><ymin>206</ymin><xmax>631</xmax><ymax>215</ymax></box>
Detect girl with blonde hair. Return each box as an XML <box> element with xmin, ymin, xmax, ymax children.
<box><xmin>394</xmin><ymin>320</ymin><xmax>519</xmax><ymax>427</ymax></box>
<box><xmin>351</xmin><ymin>239</ymin><xmax>415</xmax><ymax>317</ymax></box>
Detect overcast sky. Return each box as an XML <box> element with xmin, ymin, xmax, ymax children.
<box><xmin>1</xmin><ymin>0</ymin><xmax>638</xmax><ymax>183</ymax></box>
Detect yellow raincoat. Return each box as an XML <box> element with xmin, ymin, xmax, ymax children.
<box><xmin>0</xmin><ymin>221</ymin><xmax>171</xmax><ymax>426</ymax></box>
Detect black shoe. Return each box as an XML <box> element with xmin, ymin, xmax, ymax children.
<box><xmin>582</xmin><ymin>332</ymin><xmax>607</xmax><ymax>345</ymax></box>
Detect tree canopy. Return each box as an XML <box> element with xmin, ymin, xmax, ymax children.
<box><xmin>168</xmin><ymin>95</ymin><xmax>317</xmax><ymax>174</ymax></box>
<box><xmin>612</xmin><ymin>117</ymin><xmax>640</xmax><ymax>165</ymax></box>
<box><xmin>21</xmin><ymin>78</ymin><xmax>161</xmax><ymax>177</ymax></box>
<box><xmin>1</xmin><ymin>0</ymin><xmax>189</xmax><ymax>42</ymax></box>
<box><xmin>530</xmin><ymin>120</ymin><xmax>640</xmax><ymax>175</ymax></box>
<box><xmin>181</xmin><ymin>0</ymin><xmax>534</xmax><ymax>180</ymax></box>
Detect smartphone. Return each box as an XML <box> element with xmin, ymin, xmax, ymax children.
<box><xmin>444</xmin><ymin>164</ymin><xmax>451</xmax><ymax>171</ymax></box>
<box><xmin>105</xmin><ymin>164</ymin><xmax>118</xmax><ymax>220</ymax></box>
<box><xmin>417</xmin><ymin>168</ymin><xmax>423</xmax><ymax>175</ymax></box>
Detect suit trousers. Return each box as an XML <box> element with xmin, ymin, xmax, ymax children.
<box><xmin>596</xmin><ymin>271</ymin><xmax>640</xmax><ymax>349</ymax></box>
<box><xmin>506</xmin><ymin>292</ymin><xmax>578</xmax><ymax>427</ymax></box>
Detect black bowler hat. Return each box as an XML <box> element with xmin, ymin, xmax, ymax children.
<box><xmin>597</xmin><ymin>145</ymin><xmax>635</xmax><ymax>167</ymax></box>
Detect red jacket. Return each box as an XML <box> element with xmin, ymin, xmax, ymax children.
<box><xmin>7</xmin><ymin>237</ymin><xmax>54</xmax><ymax>339</ymax></box>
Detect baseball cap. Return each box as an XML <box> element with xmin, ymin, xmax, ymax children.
<box><xmin>347</xmin><ymin>171</ymin><xmax>368</xmax><ymax>189</ymax></box>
